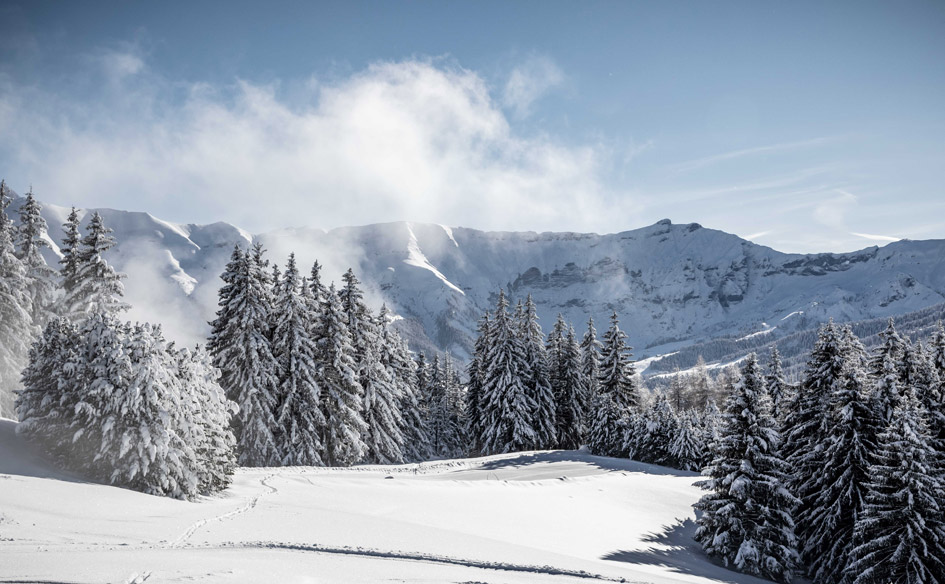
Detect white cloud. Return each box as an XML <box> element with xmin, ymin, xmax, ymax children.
<box><xmin>813</xmin><ymin>189</ymin><xmax>857</xmax><ymax>230</ymax></box>
<box><xmin>501</xmin><ymin>55</ymin><xmax>565</xmax><ymax>118</ymax></box>
<box><xmin>0</xmin><ymin>54</ymin><xmax>621</xmax><ymax>235</ymax></box>
<box><xmin>668</xmin><ymin>136</ymin><xmax>837</xmax><ymax>174</ymax></box>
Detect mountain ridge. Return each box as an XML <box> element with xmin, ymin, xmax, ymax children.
<box><xmin>10</xmin><ymin>191</ymin><xmax>945</xmax><ymax>373</ymax></box>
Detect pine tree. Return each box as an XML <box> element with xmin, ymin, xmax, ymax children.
<box><xmin>555</xmin><ymin>326</ymin><xmax>587</xmax><ymax>449</ymax></box>
<box><xmin>800</xmin><ymin>361</ymin><xmax>883</xmax><ymax>584</ymax></box>
<box><xmin>849</xmin><ymin>385</ymin><xmax>945</xmax><ymax>583</ymax></box>
<box><xmin>784</xmin><ymin>320</ymin><xmax>850</xmax><ymax>558</ymax></box>
<box><xmin>228</xmin><ymin>244</ymin><xmax>281</xmax><ymax>467</ymax></box>
<box><xmin>764</xmin><ymin>347</ymin><xmax>792</xmax><ymax>423</ymax></box>
<box><xmin>591</xmin><ymin>311</ymin><xmax>638</xmax><ymax>456</ymax></box>
<box><xmin>0</xmin><ymin>180</ymin><xmax>33</xmax><ymax>417</ymax></box>
<box><xmin>479</xmin><ymin>290</ymin><xmax>536</xmax><ymax>455</ymax></box>
<box><xmin>670</xmin><ymin>409</ymin><xmax>704</xmax><ymax>471</ymax></box>
<box><xmin>519</xmin><ymin>295</ymin><xmax>556</xmax><ymax>449</ymax></box>
<box><xmin>638</xmin><ymin>393</ymin><xmax>679</xmax><ymax>466</ymax></box>
<box><xmin>316</xmin><ymin>284</ymin><xmax>367</xmax><ymax>466</ymax></box>
<box><xmin>379</xmin><ymin>309</ymin><xmax>430</xmax><ymax>463</ymax></box>
<box><xmin>15</xmin><ymin>188</ymin><xmax>57</xmax><ymax>327</ymax></box>
<box><xmin>870</xmin><ymin>319</ymin><xmax>907</xmax><ymax>426</ymax></box>
<box><xmin>359</xmin><ymin>334</ymin><xmax>404</xmax><ymax>464</ymax></box>
<box><xmin>466</xmin><ymin>313</ymin><xmax>491</xmax><ymax>453</ymax></box>
<box><xmin>272</xmin><ymin>255</ymin><xmax>326</xmax><ymax>466</ymax></box>
<box><xmin>63</xmin><ymin>212</ymin><xmax>129</xmax><ymax>320</ymax></box>
<box><xmin>581</xmin><ymin>317</ymin><xmax>602</xmax><ymax>431</ymax></box>
<box><xmin>208</xmin><ymin>245</ymin><xmax>247</xmax><ymax>401</ymax></box>
<box><xmin>59</xmin><ymin>207</ymin><xmax>82</xmax><ymax>301</ymax></box>
<box><xmin>695</xmin><ymin>353</ymin><xmax>798</xmax><ymax>583</ymax></box>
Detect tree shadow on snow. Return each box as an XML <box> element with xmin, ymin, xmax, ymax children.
<box><xmin>602</xmin><ymin>519</ymin><xmax>781</xmax><ymax>584</ymax></box>
<box><xmin>0</xmin><ymin>419</ymin><xmax>88</xmax><ymax>483</ymax></box>
<box><xmin>476</xmin><ymin>450</ymin><xmax>700</xmax><ymax>478</ymax></box>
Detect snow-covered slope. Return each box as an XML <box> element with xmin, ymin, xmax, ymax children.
<box><xmin>0</xmin><ymin>418</ymin><xmax>773</xmax><ymax>583</ymax></box>
<box><xmin>19</xmin><ymin>195</ymin><xmax>945</xmax><ymax>363</ymax></box>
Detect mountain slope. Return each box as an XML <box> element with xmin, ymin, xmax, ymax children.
<box><xmin>17</xmin><ymin>194</ymin><xmax>945</xmax><ymax>366</ymax></box>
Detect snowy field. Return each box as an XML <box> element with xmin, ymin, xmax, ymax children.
<box><xmin>0</xmin><ymin>419</ymin><xmax>771</xmax><ymax>584</ymax></box>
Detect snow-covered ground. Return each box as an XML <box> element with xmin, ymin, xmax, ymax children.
<box><xmin>0</xmin><ymin>419</ymin><xmax>771</xmax><ymax>583</ymax></box>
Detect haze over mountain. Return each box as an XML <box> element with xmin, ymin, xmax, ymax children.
<box><xmin>16</xmin><ymin>192</ymin><xmax>945</xmax><ymax>375</ymax></box>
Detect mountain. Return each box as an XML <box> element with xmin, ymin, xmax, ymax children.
<box><xmin>16</xmin><ymin>194</ymin><xmax>945</xmax><ymax>371</ymax></box>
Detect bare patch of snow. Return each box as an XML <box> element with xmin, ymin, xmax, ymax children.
<box><xmin>440</xmin><ymin>224</ymin><xmax>459</xmax><ymax>247</ymax></box>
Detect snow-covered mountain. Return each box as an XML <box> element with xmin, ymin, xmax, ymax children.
<box><xmin>21</xmin><ymin>195</ymin><xmax>945</xmax><ymax>369</ymax></box>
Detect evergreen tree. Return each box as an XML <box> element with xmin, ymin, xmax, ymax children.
<box><xmin>0</xmin><ymin>181</ymin><xmax>32</xmax><ymax>417</ymax></box>
<box><xmin>228</xmin><ymin>244</ymin><xmax>281</xmax><ymax>466</ymax></box>
<box><xmin>764</xmin><ymin>347</ymin><xmax>792</xmax><ymax>423</ymax></box>
<box><xmin>479</xmin><ymin>290</ymin><xmax>536</xmax><ymax>454</ymax></box>
<box><xmin>849</xmin><ymin>386</ymin><xmax>945</xmax><ymax>584</ymax></box>
<box><xmin>800</xmin><ymin>362</ymin><xmax>883</xmax><ymax>584</ymax></box>
<box><xmin>519</xmin><ymin>295</ymin><xmax>556</xmax><ymax>449</ymax></box>
<box><xmin>63</xmin><ymin>212</ymin><xmax>129</xmax><ymax>320</ymax></box>
<box><xmin>591</xmin><ymin>311</ymin><xmax>638</xmax><ymax>456</ymax></box>
<box><xmin>316</xmin><ymin>284</ymin><xmax>367</xmax><ymax>466</ymax></box>
<box><xmin>272</xmin><ymin>255</ymin><xmax>326</xmax><ymax>466</ymax></box>
<box><xmin>208</xmin><ymin>245</ymin><xmax>247</xmax><ymax>401</ymax></box>
<box><xmin>555</xmin><ymin>326</ymin><xmax>587</xmax><ymax>449</ymax></box>
<box><xmin>581</xmin><ymin>317</ymin><xmax>602</xmax><ymax>430</ymax></box>
<box><xmin>379</xmin><ymin>310</ymin><xmax>430</xmax><ymax>462</ymax></box>
<box><xmin>466</xmin><ymin>313</ymin><xmax>490</xmax><ymax>453</ymax></box>
<box><xmin>870</xmin><ymin>319</ymin><xmax>907</xmax><ymax>426</ymax></box>
<box><xmin>638</xmin><ymin>393</ymin><xmax>679</xmax><ymax>466</ymax></box>
<box><xmin>58</xmin><ymin>207</ymin><xmax>82</xmax><ymax>301</ymax></box>
<box><xmin>15</xmin><ymin>188</ymin><xmax>57</xmax><ymax>327</ymax></box>
<box><xmin>695</xmin><ymin>353</ymin><xmax>798</xmax><ymax>583</ymax></box>
<box><xmin>359</xmin><ymin>334</ymin><xmax>404</xmax><ymax>464</ymax></box>
<box><xmin>670</xmin><ymin>408</ymin><xmax>704</xmax><ymax>471</ymax></box>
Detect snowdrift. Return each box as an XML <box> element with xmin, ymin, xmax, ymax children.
<box><xmin>1</xmin><ymin>419</ymin><xmax>774</xmax><ymax>583</ymax></box>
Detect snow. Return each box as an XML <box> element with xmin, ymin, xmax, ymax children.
<box><xmin>149</xmin><ymin>214</ymin><xmax>200</xmax><ymax>249</ymax></box>
<box><xmin>165</xmin><ymin>249</ymin><xmax>199</xmax><ymax>295</ymax></box>
<box><xmin>440</xmin><ymin>223</ymin><xmax>459</xmax><ymax>247</ymax></box>
<box><xmin>780</xmin><ymin>311</ymin><xmax>804</xmax><ymax>321</ymax></box>
<box><xmin>403</xmin><ymin>222</ymin><xmax>465</xmax><ymax>296</ymax></box>
<box><xmin>736</xmin><ymin>324</ymin><xmax>776</xmax><ymax>342</ymax></box>
<box><xmin>0</xmin><ymin>418</ymin><xmax>771</xmax><ymax>583</ymax></box>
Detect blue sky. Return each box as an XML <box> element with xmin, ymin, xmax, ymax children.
<box><xmin>1</xmin><ymin>0</ymin><xmax>943</xmax><ymax>252</ymax></box>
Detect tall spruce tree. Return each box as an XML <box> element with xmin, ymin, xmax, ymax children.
<box><xmin>316</xmin><ymin>284</ymin><xmax>367</xmax><ymax>466</ymax></box>
<box><xmin>63</xmin><ymin>212</ymin><xmax>129</xmax><ymax>320</ymax></box>
<box><xmin>378</xmin><ymin>308</ymin><xmax>430</xmax><ymax>462</ymax></box>
<box><xmin>849</xmin><ymin>385</ymin><xmax>945</xmax><ymax>583</ymax></box>
<box><xmin>519</xmin><ymin>295</ymin><xmax>556</xmax><ymax>449</ymax></box>
<box><xmin>554</xmin><ymin>326</ymin><xmax>587</xmax><ymax>449</ymax></box>
<box><xmin>764</xmin><ymin>347</ymin><xmax>792</xmax><ymax>423</ymax></box>
<box><xmin>799</xmin><ymin>361</ymin><xmax>883</xmax><ymax>584</ymax></box>
<box><xmin>870</xmin><ymin>319</ymin><xmax>907</xmax><ymax>426</ymax></box>
<box><xmin>15</xmin><ymin>188</ymin><xmax>57</xmax><ymax>327</ymax></box>
<box><xmin>581</xmin><ymin>317</ymin><xmax>602</xmax><ymax>431</ymax></box>
<box><xmin>272</xmin><ymin>255</ymin><xmax>326</xmax><ymax>466</ymax></box>
<box><xmin>695</xmin><ymin>353</ymin><xmax>798</xmax><ymax>583</ymax></box>
<box><xmin>466</xmin><ymin>313</ymin><xmax>491</xmax><ymax>453</ymax></box>
<box><xmin>479</xmin><ymin>290</ymin><xmax>535</xmax><ymax>454</ymax></box>
<box><xmin>0</xmin><ymin>181</ymin><xmax>32</xmax><ymax>417</ymax></box>
<box><xmin>590</xmin><ymin>311</ymin><xmax>638</xmax><ymax>456</ymax></box>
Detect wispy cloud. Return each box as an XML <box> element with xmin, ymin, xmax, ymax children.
<box><xmin>0</xmin><ymin>53</ymin><xmax>624</xmax><ymax>234</ymax></box>
<box><xmin>850</xmin><ymin>232</ymin><xmax>901</xmax><ymax>243</ymax></box>
<box><xmin>502</xmin><ymin>55</ymin><xmax>564</xmax><ymax>118</ymax></box>
<box><xmin>668</xmin><ymin>136</ymin><xmax>838</xmax><ymax>174</ymax></box>
<box><xmin>744</xmin><ymin>230</ymin><xmax>772</xmax><ymax>241</ymax></box>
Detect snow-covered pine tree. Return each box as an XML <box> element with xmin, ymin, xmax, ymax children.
<box><xmin>783</xmin><ymin>320</ymin><xmax>850</xmax><ymax>557</ymax></box>
<box><xmin>15</xmin><ymin>318</ymin><xmax>80</xmax><ymax>456</ymax></box>
<box><xmin>848</xmin><ymin>384</ymin><xmax>945</xmax><ymax>584</ymax></box>
<box><xmin>870</xmin><ymin>318</ymin><xmax>907</xmax><ymax>426</ymax></box>
<box><xmin>99</xmin><ymin>323</ymin><xmax>199</xmax><ymax>498</ymax></box>
<box><xmin>554</xmin><ymin>325</ymin><xmax>587</xmax><ymax>449</ymax></box>
<box><xmin>700</xmin><ymin>399</ymin><xmax>723</xmax><ymax>467</ymax></box>
<box><xmin>519</xmin><ymin>295</ymin><xmax>556</xmax><ymax>449</ymax></box>
<box><xmin>228</xmin><ymin>243</ymin><xmax>281</xmax><ymax>467</ymax></box>
<box><xmin>63</xmin><ymin>212</ymin><xmax>129</xmax><ymax>320</ymax></box>
<box><xmin>901</xmin><ymin>340</ymin><xmax>944</xmax><ymax>453</ymax></box>
<box><xmin>359</xmin><ymin>329</ymin><xmax>404</xmax><ymax>464</ymax></box>
<box><xmin>0</xmin><ymin>181</ymin><xmax>33</xmax><ymax>417</ymax></box>
<box><xmin>580</xmin><ymin>317</ymin><xmax>602</xmax><ymax>431</ymax></box>
<box><xmin>316</xmin><ymin>283</ymin><xmax>367</xmax><ymax>466</ymax></box>
<box><xmin>591</xmin><ymin>311</ymin><xmax>638</xmax><ymax>456</ymax></box>
<box><xmin>799</xmin><ymin>360</ymin><xmax>883</xmax><ymax>584</ymax></box>
<box><xmin>428</xmin><ymin>353</ymin><xmax>467</xmax><ymax>458</ymax></box>
<box><xmin>272</xmin><ymin>255</ymin><xmax>326</xmax><ymax>466</ymax></box>
<box><xmin>764</xmin><ymin>347</ymin><xmax>792</xmax><ymax>423</ymax></box>
<box><xmin>173</xmin><ymin>345</ymin><xmax>237</xmax><ymax>493</ymax></box>
<box><xmin>378</xmin><ymin>308</ymin><xmax>431</xmax><ymax>462</ymax></box>
<box><xmin>695</xmin><ymin>353</ymin><xmax>798</xmax><ymax>583</ymax></box>
<box><xmin>58</xmin><ymin>207</ymin><xmax>82</xmax><ymax>302</ymax></box>
<box><xmin>208</xmin><ymin>244</ymin><xmax>247</xmax><ymax>399</ymax></box>
<box><xmin>15</xmin><ymin>188</ymin><xmax>57</xmax><ymax>327</ymax></box>
<box><xmin>637</xmin><ymin>392</ymin><xmax>679</xmax><ymax>466</ymax></box>
<box><xmin>670</xmin><ymin>408</ymin><xmax>704</xmax><ymax>471</ymax></box>
<box><xmin>479</xmin><ymin>290</ymin><xmax>536</xmax><ymax>455</ymax></box>
<box><xmin>465</xmin><ymin>313</ymin><xmax>491</xmax><ymax>453</ymax></box>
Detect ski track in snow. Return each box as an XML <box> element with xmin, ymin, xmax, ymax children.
<box><xmin>170</xmin><ymin>473</ymin><xmax>278</xmax><ymax>548</ymax></box>
<box><xmin>187</xmin><ymin>541</ymin><xmax>641</xmax><ymax>583</ymax></box>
